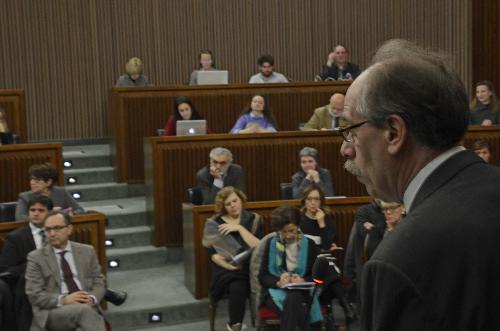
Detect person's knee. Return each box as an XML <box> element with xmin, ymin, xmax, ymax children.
<box><xmin>229</xmin><ymin>280</ymin><xmax>249</xmax><ymax>296</ymax></box>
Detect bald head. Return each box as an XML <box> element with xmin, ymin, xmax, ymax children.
<box><xmin>329</xmin><ymin>93</ymin><xmax>345</xmax><ymax>116</ymax></box>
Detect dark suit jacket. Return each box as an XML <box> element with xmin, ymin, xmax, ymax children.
<box><xmin>196</xmin><ymin>163</ymin><xmax>245</xmax><ymax>204</ymax></box>
<box><xmin>0</xmin><ymin>225</ymin><xmax>35</xmax><ymax>278</ymax></box>
<box><xmin>361</xmin><ymin>150</ymin><xmax>500</xmax><ymax>331</ymax></box>
<box><xmin>16</xmin><ymin>186</ymin><xmax>85</xmax><ymax>221</ymax></box>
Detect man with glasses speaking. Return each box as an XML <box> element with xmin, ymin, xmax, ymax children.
<box><xmin>196</xmin><ymin>147</ymin><xmax>246</xmax><ymax>204</ymax></box>
<box><xmin>338</xmin><ymin>39</ymin><xmax>500</xmax><ymax>330</ymax></box>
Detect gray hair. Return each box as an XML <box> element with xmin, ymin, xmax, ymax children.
<box><xmin>358</xmin><ymin>39</ymin><xmax>469</xmax><ymax>150</ymax></box>
<box><xmin>209</xmin><ymin>147</ymin><xmax>233</xmax><ymax>163</ymax></box>
<box><xmin>299</xmin><ymin>147</ymin><xmax>320</xmax><ymax>163</ymax></box>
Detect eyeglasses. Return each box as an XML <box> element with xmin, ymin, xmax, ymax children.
<box><xmin>338</xmin><ymin>120</ymin><xmax>369</xmax><ymax>143</ymax></box>
<box><xmin>382</xmin><ymin>205</ymin><xmax>402</xmax><ymax>213</ymax></box>
<box><xmin>280</xmin><ymin>228</ymin><xmax>300</xmax><ymax>235</ymax></box>
<box><xmin>44</xmin><ymin>225</ymin><xmax>68</xmax><ymax>233</ymax></box>
<box><xmin>306</xmin><ymin>197</ymin><xmax>321</xmax><ymax>202</ymax></box>
<box><xmin>210</xmin><ymin>159</ymin><xmax>228</xmax><ymax>166</ymax></box>
<box><xmin>29</xmin><ymin>208</ymin><xmax>47</xmax><ymax>213</ymax></box>
<box><xmin>30</xmin><ymin>177</ymin><xmax>45</xmax><ymax>182</ymax></box>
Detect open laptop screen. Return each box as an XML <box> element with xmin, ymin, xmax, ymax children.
<box><xmin>176</xmin><ymin>120</ymin><xmax>207</xmax><ymax>136</ymax></box>
<box><xmin>196</xmin><ymin>70</ymin><xmax>229</xmax><ymax>85</ymax></box>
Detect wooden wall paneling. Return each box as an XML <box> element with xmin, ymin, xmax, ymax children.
<box><xmin>0</xmin><ymin>212</ymin><xmax>107</xmax><ymax>274</ymax></box>
<box><xmin>183</xmin><ymin>197</ymin><xmax>372</xmax><ymax>299</ymax></box>
<box><xmin>472</xmin><ymin>0</ymin><xmax>500</xmax><ymax>91</ymax></box>
<box><xmin>0</xmin><ymin>143</ymin><xmax>64</xmax><ymax>202</ymax></box>
<box><xmin>111</xmin><ymin>81</ymin><xmax>349</xmax><ymax>183</ymax></box>
<box><xmin>145</xmin><ymin>131</ymin><xmax>367</xmax><ymax>247</ymax></box>
<box><xmin>0</xmin><ymin>89</ymin><xmax>27</xmax><ymax>143</ymax></box>
<box><xmin>0</xmin><ymin>0</ymin><xmax>472</xmax><ymax>141</ymax></box>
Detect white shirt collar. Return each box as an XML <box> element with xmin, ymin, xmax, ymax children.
<box><xmin>29</xmin><ymin>222</ymin><xmax>43</xmax><ymax>235</ymax></box>
<box><xmin>403</xmin><ymin>146</ymin><xmax>465</xmax><ymax>212</ymax></box>
<box><xmin>52</xmin><ymin>240</ymin><xmax>73</xmax><ymax>254</ymax></box>
<box><xmin>250</xmin><ymin>111</ymin><xmax>264</xmax><ymax>118</ymax></box>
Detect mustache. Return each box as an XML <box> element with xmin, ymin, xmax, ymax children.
<box><xmin>344</xmin><ymin>160</ymin><xmax>363</xmax><ymax>177</ymax></box>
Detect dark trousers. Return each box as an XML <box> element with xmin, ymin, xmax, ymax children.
<box><xmin>227</xmin><ymin>279</ymin><xmax>249</xmax><ymax>325</ymax></box>
<box><xmin>264</xmin><ymin>290</ymin><xmax>321</xmax><ymax>331</ymax></box>
<box><xmin>0</xmin><ymin>279</ymin><xmax>16</xmax><ymax>331</ymax></box>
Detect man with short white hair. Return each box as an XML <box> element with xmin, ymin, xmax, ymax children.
<box><xmin>339</xmin><ymin>39</ymin><xmax>500</xmax><ymax>330</ymax></box>
<box><xmin>302</xmin><ymin>93</ymin><xmax>346</xmax><ymax>131</ymax></box>
<box><xmin>196</xmin><ymin>147</ymin><xmax>245</xmax><ymax>204</ymax></box>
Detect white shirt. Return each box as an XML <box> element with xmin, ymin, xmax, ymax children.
<box><xmin>248</xmin><ymin>72</ymin><xmax>288</xmax><ymax>83</ymax></box>
<box><xmin>403</xmin><ymin>146</ymin><xmax>465</xmax><ymax>212</ymax></box>
<box><xmin>52</xmin><ymin>241</ymin><xmax>83</xmax><ymax>295</ymax></box>
<box><xmin>29</xmin><ymin>222</ymin><xmax>45</xmax><ymax>249</ymax></box>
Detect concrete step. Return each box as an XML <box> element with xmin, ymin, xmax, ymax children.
<box><xmin>63</xmin><ymin>144</ymin><xmax>111</xmax><ymax>169</ymax></box>
<box><xmin>105</xmin><ymin>246</ymin><xmax>182</xmax><ymax>271</ymax></box>
<box><xmin>106</xmin><ymin>226</ymin><xmax>152</xmax><ymax>249</ymax></box>
<box><xmin>66</xmin><ymin>183</ymin><xmax>129</xmax><ymax>202</ymax></box>
<box><xmin>80</xmin><ymin>197</ymin><xmax>148</xmax><ymax>228</ymax></box>
<box><xmin>104</xmin><ymin>265</ymin><xmax>212</xmax><ymax>331</ymax></box>
<box><xmin>64</xmin><ymin>166</ymin><xmax>115</xmax><ymax>185</ymax></box>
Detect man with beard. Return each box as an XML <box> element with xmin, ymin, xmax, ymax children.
<box><xmin>338</xmin><ymin>39</ymin><xmax>500</xmax><ymax>330</ymax></box>
<box><xmin>248</xmin><ymin>54</ymin><xmax>288</xmax><ymax>83</ymax></box>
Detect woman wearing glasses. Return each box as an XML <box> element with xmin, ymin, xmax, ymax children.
<box><xmin>299</xmin><ymin>185</ymin><xmax>358</xmax><ymax>325</ymax></box>
<box><xmin>291</xmin><ymin>147</ymin><xmax>334</xmax><ymax>199</ymax></box>
<box><xmin>15</xmin><ymin>163</ymin><xmax>84</xmax><ymax>221</ymax></box>
<box><xmin>259</xmin><ymin>205</ymin><xmax>323</xmax><ymax>331</ymax></box>
<box><xmin>203</xmin><ymin>187</ymin><xmax>263</xmax><ymax>331</ymax></box>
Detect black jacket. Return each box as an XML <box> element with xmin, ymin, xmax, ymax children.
<box><xmin>361</xmin><ymin>150</ymin><xmax>500</xmax><ymax>330</ymax></box>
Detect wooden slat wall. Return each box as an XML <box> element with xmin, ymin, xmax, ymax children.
<box><xmin>0</xmin><ymin>89</ymin><xmax>27</xmax><ymax>143</ymax></box>
<box><xmin>111</xmin><ymin>81</ymin><xmax>349</xmax><ymax>183</ymax></box>
<box><xmin>183</xmin><ymin>197</ymin><xmax>372</xmax><ymax>299</ymax></box>
<box><xmin>145</xmin><ymin>131</ymin><xmax>367</xmax><ymax>247</ymax></box>
<box><xmin>0</xmin><ymin>143</ymin><xmax>64</xmax><ymax>202</ymax></box>
<box><xmin>472</xmin><ymin>0</ymin><xmax>500</xmax><ymax>91</ymax></box>
<box><xmin>0</xmin><ymin>0</ymin><xmax>471</xmax><ymax>141</ymax></box>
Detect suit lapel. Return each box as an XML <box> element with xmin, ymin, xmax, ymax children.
<box><xmin>21</xmin><ymin>225</ymin><xmax>36</xmax><ymax>251</ymax></box>
<box><xmin>411</xmin><ymin>150</ymin><xmax>482</xmax><ymax>211</ymax></box>
<box><xmin>44</xmin><ymin>246</ymin><xmax>61</xmax><ymax>288</ymax></box>
<box><xmin>72</xmin><ymin>243</ymin><xmax>86</xmax><ymax>290</ymax></box>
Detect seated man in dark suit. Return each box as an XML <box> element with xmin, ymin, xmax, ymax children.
<box><xmin>0</xmin><ymin>279</ymin><xmax>15</xmax><ymax>331</ymax></box>
<box><xmin>0</xmin><ymin>195</ymin><xmax>53</xmax><ymax>331</ymax></box>
<box><xmin>25</xmin><ymin>211</ymin><xmax>106</xmax><ymax>331</ymax></box>
<box><xmin>196</xmin><ymin>147</ymin><xmax>245</xmax><ymax>204</ymax></box>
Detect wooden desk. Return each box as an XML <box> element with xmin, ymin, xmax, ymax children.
<box><xmin>0</xmin><ymin>89</ymin><xmax>26</xmax><ymax>143</ymax></box>
<box><xmin>110</xmin><ymin>81</ymin><xmax>350</xmax><ymax>183</ymax></box>
<box><xmin>0</xmin><ymin>212</ymin><xmax>107</xmax><ymax>274</ymax></box>
<box><xmin>144</xmin><ymin>131</ymin><xmax>366</xmax><ymax>247</ymax></box>
<box><xmin>0</xmin><ymin>143</ymin><xmax>64</xmax><ymax>202</ymax></box>
<box><xmin>463</xmin><ymin>125</ymin><xmax>500</xmax><ymax>166</ymax></box>
<box><xmin>183</xmin><ymin>197</ymin><xmax>372</xmax><ymax>299</ymax></box>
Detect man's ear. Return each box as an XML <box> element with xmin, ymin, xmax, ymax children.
<box><xmin>384</xmin><ymin>115</ymin><xmax>407</xmax><ymax>155</ymax></box>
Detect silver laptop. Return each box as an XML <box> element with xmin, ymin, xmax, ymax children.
<box><xmin>176</xmin><ymin>120</ymin><xmax>207</xmax><ymax>136</ymax></box>
<box><xmin>196</xmin><ymin>70</ymin><xmax>229</xmax><ymax>85</ymax></box>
